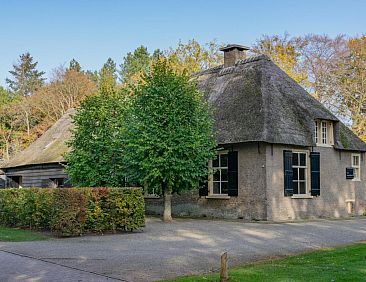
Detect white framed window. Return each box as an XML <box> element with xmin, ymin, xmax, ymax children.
<box><xmin>314</xmin><ymin>120</ymin><xmax>334</xmax><ymax>146</ymax></box>
<box><xmin>315</xmin><ymin>121</ymin><xmax>318</xmax><ymax>144</ymax></box>
<box><xmin>321</xmin><ymin>121</ymin><xmax>327</xmax><ymax>144</ymax></box>
<box><xmin>292</xmin><ymin>151</ymin><xmax>309</xmax><ymax>195</ymax></box>
<box><xmin>351</xmin><ymin>154</ymin><xmax>361</xmax><ymax>181</ymax></box>
<box><xmin>209</xmin><ymin>152</ymin><xmax>228</xmax><ymax>195</ymax></box>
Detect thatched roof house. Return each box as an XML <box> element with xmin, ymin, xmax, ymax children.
<box><xmin>146</xmin><ymin>44</ymin><xmax>366</xmax><ymax>221</ymax></box>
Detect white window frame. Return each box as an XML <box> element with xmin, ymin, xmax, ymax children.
<box><xmin>314</xmin><ymin>120</ymin><xmax>334</xmax><ymax>147</ymax></box>
<box><xmin>209</xmin><ymin>151</ymin><xmax>229</xmax><ymax>196</ymax></box>
<box><xmin>351</xmin><ymin>153</ymin><xmax>361</xmax><ymax>181</ymax></box>
<box><xmin>292</xmin><ymin>150</ymin><xmax>310</xmax><ymax>196</ymax></box>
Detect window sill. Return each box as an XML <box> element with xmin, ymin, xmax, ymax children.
<box><xmin>315</xmin><ymin>144</ymin><xmax>333</xmax><ymax>148</ymax></box>
<box><xmin>351</xmin><ymin>179</ymin><xmax>361</xmax><ymax>182</ymax></box>
<box><xmin>206</xmin><ymin>195</ymin><xmax>231</xmax><ymax>200</ymax></box>
<box><xmin>291</xmin><ymin>195</ymin><xmax>314</xmax><ymax>199</ymax></box>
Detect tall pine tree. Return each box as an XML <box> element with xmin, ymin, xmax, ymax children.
<box><xmin>6</xmin><ymin>52</ymin><xmax>45</xmax><ymax>96</ymax></box>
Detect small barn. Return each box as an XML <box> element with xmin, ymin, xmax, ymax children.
<box><xmin>1</xmin><ymin>109</ymin><xmax>75</xmax><ymax>188</ymax></box>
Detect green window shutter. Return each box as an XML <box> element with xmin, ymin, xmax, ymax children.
<box><xmin>228</xmin><ymin>151</ymin><xmax>238</xmax><ymax>196</ymax></box>
<box><xmin>283</xmin><ymin>150</ymin><xmax>293</xmax><ymax>196</ymax></box>
<box><xmin>198</xmin><ymin>178</ymin><xmax>208</xmax><ymax>196</ymax></box>
<box><xmin>310</xmin><ymin>152</ymin><xmax>320</xmax><ymax>196</ymax></box>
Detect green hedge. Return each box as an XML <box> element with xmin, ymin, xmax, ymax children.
<box><xmin>0</xmin><ymin>187</ymin><xmax>145</xmax><ymax>236</ymax></box>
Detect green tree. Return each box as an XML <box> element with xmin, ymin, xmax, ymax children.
<box><xmin>65</xmin><ymin>90</ymin><xmax>126</xmax><ymax>186</ymax></box>
<box><xmin>122</xmin><ymin>59</ymin><xmax>216</xmax><ymax>221</ymax></box>
<box><xmin>68</xmin><ymin>59</ymin><xmax>82</xmax><ymax>72</ymax></box>
<box><xmin>0</xmin><ymin>86</ymin><xmax>13</xmax><ymax>107</ymax></box>
<box><xmin>6</xmin><ymin>52</ymin><xmax>45</xmax><ymax>96</ymax></box>
<box><xmin>99</xmin><ymin>58</ymin><xmax>117</xmax><ymax>93</ymax></box>
<box><xmin>119</xmin><ymin>46</ymin><xmax>152</xmax><ymax>84</ymax></box>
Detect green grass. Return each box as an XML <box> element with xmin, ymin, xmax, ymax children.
<box><xmin>168</xmin><ymin>242</ymin><xmax>366</xmax><ymax>282</ymax></box>
<box><xmin>0</xmin><ymin>226</ymin><xmax>50</xmax><ymax>242</ymax></box>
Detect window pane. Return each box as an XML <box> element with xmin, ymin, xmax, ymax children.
<box><xmin>212</xmin><ymin>157</ymin><xmax>219</xmax><ymax>168</ymax></box>
<box><xmin>299</xmin><ymin>168</ymin><xmax>305</xmax><ymax>180</ymax></box>
<box><xmin>220</xmin><ymin>154</ymin><xmax>228</xmax><ymax>167</ymax></box>
<box><xmin>299</xmin><ymin>182</ymin><xmax>306</xmax><ymax>194</ymax></box>
<box><xmin>293</xmin><ymin>181</ymin><xmax>299</xmax><ymax>194</ymax></box>
<box><xmin>293</xmin><ymin>168</ymin><xmax>298</xmax><ymax>181</ymax></box>
<box><xmin>300</xmin><ymin>153</ymin><xmax>306</xmax><ymax>166</ymax></box>
<box><xmin>355</xmin><ymin>168</ymin><xmax>359</xmax><ymax>179</ymax></box>
<box><xmin>353</xmin><ymin>156</ymin><xmax>359</xmax><ymax>166</ymax></box>
<box><xmin>213</xmin><ymin>170</ymin><xmax>220</xmax><ymax>181</ymax></box>
<box><xmin>213</xmin><ymin>182</ymin><xmax>220</xmax><ymax>194</ymax></box>
<box><xmin>221</xmin><ymin>182</ymin><xmax>228</xmax><ymax>194</ymax></box>
<box><xmin>221</xmin><ymin>169</ymin><xmax>228</xmax><ymax>181</ymax></box>
<box><xmin>293</xmin><ymin>153</ymin><xmax>299</xmax><ymax>166</ymax></box>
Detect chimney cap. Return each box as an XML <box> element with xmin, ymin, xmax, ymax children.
<box><xmin>220</xmin><ymin>44</ymin><xmax>250</xmax><ymax>52</ymax></box>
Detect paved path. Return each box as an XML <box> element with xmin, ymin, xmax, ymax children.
<box><xmin>1</xmin><ymin>217</ymin><xmax>366</xmax><ymax>281</ymax></box>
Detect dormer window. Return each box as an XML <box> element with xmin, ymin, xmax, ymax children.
<box><xmin>314</xmin><ymin>120</ymin><xmax>334</xmax><ymax>146</ymax></box>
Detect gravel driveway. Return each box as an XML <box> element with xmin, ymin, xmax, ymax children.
<box><xmin>1</xmin><ymin>217</ymin><xmax>366</xmax><ymax>281</ymax></box>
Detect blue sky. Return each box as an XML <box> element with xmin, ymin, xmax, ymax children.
<box><xmin>1</xmin><ymin>0</ymin><xmax>365</xmax><ymax>86</ymax></box>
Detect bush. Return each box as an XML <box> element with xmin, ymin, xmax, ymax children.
<box><xmin>0</xmin><ymin>187</ymin><xmax>145</xmax><ymax>236</ymax></box>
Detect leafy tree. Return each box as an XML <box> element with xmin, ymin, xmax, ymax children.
<box><xmin>6</xmin><ymin>52</ymin><xmax>45</xmax><ymax>96</ymax></box>
<box><xmin>32</xmin><ymin>67</ymin><xmax>97</xmax><ymax>123</ymax></box>
<box><xmin>336</xmin><ymin>36</ymin><xmax>366</xmax><ymax>140</ymax></box>
<box><xmin>252</xmin><ymin>34</ymin><xmax>309</xmax><ymax>87</ymax></box>
<box><xmin>122</xmin><ymin>59</ymin><xmax>216</xmax><ymax>221</ymax></box>
<box><xmin>166</xmin><ymin>39</ymin><xmax>223</xmax><ymax>75</ymax></box>
<box><xmin>65</xmin><ymin>91</ymin><xmax>127</xmax><ymax>186</ymax></box>
<box><xmin>69</xmin><ymin>59</ymin><xmax>82</xmax><ymax>72</ymax></box>
<box><xmin>119</xmin><ymin>46</ymin><xmax>152</xmax><ymax>84</ymax></box>
<box><xmin>0</xmin><ymin>86</ymin><xmax>13</xmax><ymax>107</ymax></box>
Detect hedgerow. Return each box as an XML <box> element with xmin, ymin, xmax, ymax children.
<box><xmin>0</xmin><ymin>187</ymin><xmax>144</xmax><ymax>236</ymax></box>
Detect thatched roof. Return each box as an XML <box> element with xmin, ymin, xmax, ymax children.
<box><xmin>194</xmin><ymin>55</ymin><xmax>366</xmax><ymax>152</ymax></box>
<box><xmin>2</xmin><ymin>109</ymin><xmax>75</xmax><ymax>169</ymax></box>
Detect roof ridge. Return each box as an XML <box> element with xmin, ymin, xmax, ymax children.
<box><xmin>235</xmin><ymin>54</ymin><xmax>270</xmax><ymax>66</ymax></box>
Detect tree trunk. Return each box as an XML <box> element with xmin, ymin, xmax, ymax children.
<box><xmin>163</xmin><ymin>182</ymin><xmax>172</xmax><ymax>222</ymax></box>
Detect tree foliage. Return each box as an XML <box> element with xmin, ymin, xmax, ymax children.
<box><xmin>166</xmin><ymin>39</ymin><xmax>223</xmax><ymax>75</ymax></box>
<box><xmin>65</xmin><ymin>90</ymin><xmax>127</xmax><ymax>186</ymax></box>
<box><xmin>121</xmin><ymin>59</ymin><xmax>216</xmax><ymax>195</ymax></box>
<box><xmin>6</xmin><ymin>52</ymin><xmax>45</xmax><ymax>96</ymax></box>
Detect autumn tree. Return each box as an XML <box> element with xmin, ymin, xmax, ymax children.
<box><xmin>32</xmin><ymin>67</ymin><xmax>97</xmax><ymax>123</ymax></box>
<box><xmin>252</xmin><ymin>34</ymin><xmax>309</xmax><ymax>87</ymax></box>
<box><xmin>166</xmin><ymin>39</ymin><xmax>223</xmax><ymax>75</ymax></box>
<box><xmin>122</xmin><ymin>60</ymin><xmax>216</xmax><ymax>221</ymax></box>
<box><xmin>336</xmin><ymin>36</ymin><xmax>366</xmax><ymax>140</ymax></box>
<box><xmin>6</xmin><ymin>52</ymin><xmax>45</xmax><ymax>96</ymax></box>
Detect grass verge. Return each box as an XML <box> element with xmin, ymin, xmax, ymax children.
<box><xmin>167</xmin><ymin>242</ymin><xmax>366</xmax><ymax>281</ymax></box>
<box><xmin>0</xmin><ymin>226</ymin><xmax>50</xmax><ymax>242</ymax></box>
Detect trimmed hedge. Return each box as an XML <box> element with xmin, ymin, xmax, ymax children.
<box><xmin>0</xmin><ymin>187</ymin><xmax>145</xmax><ymax>236</ymax></box>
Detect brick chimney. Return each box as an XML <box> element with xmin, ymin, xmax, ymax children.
<box><xmin>220</xmin><ymin>44</ymin><xmax>250</xmax><ymax>68</ymax></box>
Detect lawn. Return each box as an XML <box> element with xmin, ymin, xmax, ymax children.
<box><xmin>0</xmin><ymin>226</ymin><xmax>50</xmax><ymax>242</ymax></box>
<box><xmin>168</xmin><ymin>242</ymin><xmax>366</xmax><ymax>282</ymax></box>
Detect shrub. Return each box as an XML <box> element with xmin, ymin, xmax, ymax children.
<box><xmin>0</xmin><ymin>187</ymin><xmax>145</xmax><ymax>236</ymax></box>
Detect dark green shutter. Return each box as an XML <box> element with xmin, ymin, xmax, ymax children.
<box><xmin>198</xmin><ymin>178</ymin><xmax>208</xmax><ymax>196</ymax></box>
<box><xmin>283</xmin><ymin>150</ymin><xmax>293</xmax><ymax>196</ymax></box>
<box><xmin>310</xmin><ymin>152</ymin><xmax>320</xmax><ymax>196</ymax></box>
<box><xmin>228</xmin><ymin>151</ymin><xmax>238</xmax><ymax>196</ymax></box>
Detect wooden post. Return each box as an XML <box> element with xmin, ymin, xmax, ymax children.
<box><xmin>220</xmin><ymin>252</ymin><xmax>229</xmax><ymax>282</ymax></box>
